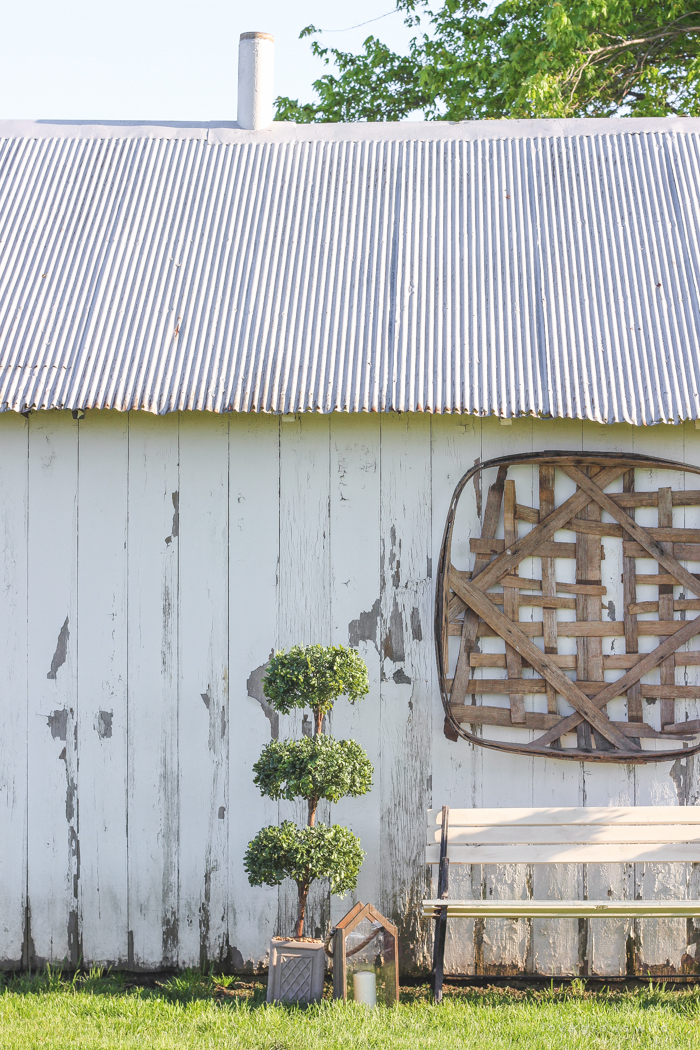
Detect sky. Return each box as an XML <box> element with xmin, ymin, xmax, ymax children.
<box><xmin>0</xmin><ymin>0</ymin><xmax>415</xmax><ymax>121</ymax></box>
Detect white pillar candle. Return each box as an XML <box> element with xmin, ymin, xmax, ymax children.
<box><xmin>353</xmin><ymin>970</ymin><xmax>377</xmax><ymax>1007</ymax></box>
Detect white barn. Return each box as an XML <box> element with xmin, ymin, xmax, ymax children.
<box><xmin>2</xmin><ymin>109</ymin><xmax>700</xmax><ymax>976</ymax></box>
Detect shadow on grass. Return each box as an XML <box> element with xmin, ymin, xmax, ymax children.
<box><xmin>425</xmin><ymin>979</ymin><xmax>700</xmax><ymax>1015</ymax></box>
<box><xmin>0</xmin><ymin>966</ymin><xmax>268</xmax><ymax>1007</ymax></box>
<box><xmin>1</xmin><ymin>967</ymin><xmax>699</xmax><ymax>1016</ymax></box>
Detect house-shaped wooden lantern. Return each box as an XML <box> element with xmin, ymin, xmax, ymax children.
<box><xmin>332</xmin><ymin>902</ymin><xmax>399</xmax><ymax>1006</ymax></box>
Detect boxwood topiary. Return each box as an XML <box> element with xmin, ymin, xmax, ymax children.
<box><xmin>243</xmin><ymin>644</ymin><xmax>372</xmax><ymax>939</ymax></box>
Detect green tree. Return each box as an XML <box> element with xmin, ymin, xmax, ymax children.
<box><xmin>243</xmin><ymin>645</ymin><xmax>372</xmax><ymax>940</ymax></box>
<box><xmin>275</xmin><ymin>0</ymin><xmax>700</xmax><ymax>123</ymax></box>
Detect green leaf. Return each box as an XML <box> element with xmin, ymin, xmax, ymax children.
<box><xmin>262</xmin><ymin>644</ymin><xmax>369</xmax><ymax>718</ymax></box>
<box><xmin>252</xmin><ymin>736</ymin><xmax>373</xmax><ymax>803</ymax></box>
<box><xmin>243</xmin><ymin>822</ymin><xmax>365</xmax><ymax>896</ymax></box>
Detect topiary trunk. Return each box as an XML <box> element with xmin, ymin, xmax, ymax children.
<box><xmin>295</xmin><ymin>879</ymin><xmax>310</xmax><ymax>939</ymax></box>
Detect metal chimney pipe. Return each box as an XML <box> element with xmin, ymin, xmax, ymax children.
<box><xmin>237</xmin><ymin>32</ymin><xmax>275</xmax><ymax>130</ymax></box>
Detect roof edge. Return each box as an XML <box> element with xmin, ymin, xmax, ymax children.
<box><xmin>2</xmin><ymin>116</ymin><xmax>700</xmax><ymax>144</ymax></box>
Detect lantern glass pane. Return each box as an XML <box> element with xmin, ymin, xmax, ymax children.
<box><xmin>343</xmin><ymin>917</ymin><xmax>397</xmax><ymax>1006</ymax></box>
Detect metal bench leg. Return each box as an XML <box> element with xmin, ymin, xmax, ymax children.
<box><xmin>432</xmin><ymin>806</ymin><xmax>450</xmax><ymax>1002</ymax></box>
<box><xmin>433</xmin><ymin>904</ymin><xmax>448</xmax><ymax>1002</ymax></box>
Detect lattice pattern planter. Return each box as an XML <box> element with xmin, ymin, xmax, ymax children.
<box><xmin>266</xmin><ymin>938</ymin><xmax>326</xmax><ymax>1004</ymax></box>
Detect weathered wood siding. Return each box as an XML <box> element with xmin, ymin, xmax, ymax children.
<box><xmin>1</xmin><ymin>409</ymin><xmax>699</xmax><ymax>975</ymax></box>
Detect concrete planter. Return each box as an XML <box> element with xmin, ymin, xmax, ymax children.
<box><xmin>266</xmin><ymin>938</ymin><xmax>326</xmax><ymax>1004</ymax></box>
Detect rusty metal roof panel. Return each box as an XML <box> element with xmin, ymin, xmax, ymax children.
<box><xmin>1</xmin><ymin>118</ymin><xmax>700</xmax><ymax>423</ymax></box>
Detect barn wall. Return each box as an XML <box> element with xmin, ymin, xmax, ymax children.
<box><xmin>1</xmin><ymin>408</ymin><xmax>699</xmax><ymax>975</ymax></box>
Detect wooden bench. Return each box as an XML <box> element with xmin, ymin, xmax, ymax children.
<box><xmin>423</xmin><ymin>806</ymin><xmax>700</xmax><ymax>999</ymax></box>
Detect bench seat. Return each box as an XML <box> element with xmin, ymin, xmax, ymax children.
<box><xmin>425</xmin><ymin>805</ymin><xmax>700</xmax><ymax>999</ymax></box>
<box><xmin>423</xmin><ymin>899</ymin><xmax>700</xmax><ymax>919</ymax></box>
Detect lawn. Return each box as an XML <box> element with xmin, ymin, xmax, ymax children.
<box><xmin>0</xmin><ymin>969</ymin><xmax>698</xmax><ymax>1049</ymax></box>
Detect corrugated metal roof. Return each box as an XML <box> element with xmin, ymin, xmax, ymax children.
<box><xmin>1</xmin><ymin>117</ymin><xmax>700</xmax><ymax>423</ymax></box>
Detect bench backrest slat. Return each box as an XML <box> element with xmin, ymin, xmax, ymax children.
<box><xmin>427</xmin><ymin>843</ymin><xmax>700</xmax><ymax>864</ymax></box>
<box><xmin>427</xmin><ymin>807</ymin><xmax>700</xmax><ymax>826</ymax></box>
<box><xmin>426</xmin><ymin>807</ymin><xmax>700</xmax><ymax>865</ymax></box>
<box><xmin>428</xmin><ymin>826</ymin><xmax>700</xmax><ymax>845</ymax></box>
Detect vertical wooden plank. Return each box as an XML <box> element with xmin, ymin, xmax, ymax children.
<box><xmin>531</xmin><ymin>416</ymin><xmax>584</xmax><ymax>976</ymax></box>
<box><xmin>629</xmin><ymin>425</ymin><xmax>690</xmax><ymax>976</ymax></box>
<box><xmin>430</xmin><ymin>414</ymin><xmax>482</xmax><ymax>977</ymax></box>
<box><xmin>27</xmin><ymin>411</ymin><xmax>79</xmax><ymax>966</ymax></box>
<box><xmin>580</xmin><ymin>420</ymin><xmax>634</xmax><ymax>977</ymax></box>
<box><xmin>622</xmin><ymin>468</ymin><xmax>642</xmax><ymax>735</ymax></box>
<box><xmin>677</xmin><ymin>421</ymin><xmax>700</xmax><ymax>977</ymax></box>
<box><xmin>464</xmin><ymin>416</ymin><xmax>534</xmax><ymax>976</ymax></box>
<box><xmin>440</xmin><ymin>514</ymin><xmax>451</xmax><ymax>679</ymax></box>
<box><xmin>278</xmin><ymin>413</ymin><xmax>330</xmax><ymax>647</ymax></box>
<box><xmin>574</xmin><ymin>544</ymin><xmax>592</xmax><ymax>753</ymax></box>
<box><xmin>77</xmin><ymin>412</ymin><xmax>128</xmax><ymax>966</ymax></box>
<box><xmin>0</xmin><ymin>414</ymin><xmax>28</xmax><ymax>967</ymax></box>
<box><xmin>586</xmin><ymin>476</ymin><xmax>607</xmax><ymax>751</ymax></box>
<box><xmin>528</xmin><ymin>775</ymin><xmax>582</xmax><ymax>976</ymax></box>
<box><xmin>329</xmin><ymin>414</ymin><xmax>381</xmax><ymax>923</ymax></box>
<box><xmin>633</xmin><ymin>768</ymin><xmax>688</xmax><ymax>975</ymax></box>
<box><xmin>539</xmin><ymin>465</ymin><xmax>558</xmax><ymax>718</ymax></box>
<box><xmin>571</xmin><ymin>473</ymin><xmax>605</xmax><ymax>752</ymax></box>
<box><xmin>657</xmin><ymin>487</ymin><xmax>676</xmax><ymax>730</ymax></box>
<box><xmin>178</xmin><ymin>413</ymin><xmax>229</xmax><ymax>967</ymax></box>
<box><xmin>379</xmin><ymin>412</ymin><xmax>433</xmax><ymax>972</ymax></box>
<box><xmin>503</xmin><ymin>480</ymin><xmax>525</xmax><ymax>723</ymax></box>
<box><xmin>679</xmin><ymin>422</ymin><xmax>700</xmax><ymax>772</ymax></box>
<box><xmin>580</xmin><ymin>765</ymin><xmax>633</xmax><ymax>976</ymax></box>
<box><xmin>574</xmin><ymin>476</ymin><xmax>604</xmax><ymax>752</ymax></box>
<box><xmin>228</xmin><ymin>413</ymin><xmax>280</xmax><ymax>969</ymax></box>
<box><xmin>127</xmin><ymin>413</ymin><xmax>180</xmax><ymax>969</ymax></box>
<box><xmin>449</xmin><ymin>466</ymin><xmax>507</xmax><ymax>708</ymax></box>
<box><xmin>278</xmin><ymin>414</ymin><xmax>331</xmax><ymax>941</ymax></box>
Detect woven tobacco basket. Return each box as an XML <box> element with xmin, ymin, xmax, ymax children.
<box><xmin>436</xmin><ymin>451</ymin><xmax>700</xmax><ymax>763</ymax></box>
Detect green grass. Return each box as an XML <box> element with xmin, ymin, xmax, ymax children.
<box><xmin>0</xmin><ymin>968</ymin><xmax>698</xmax><ymax>1049</ymax></box>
